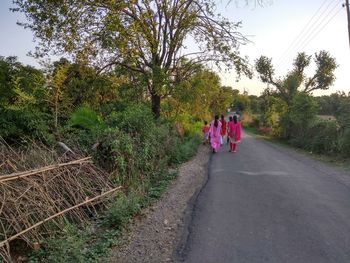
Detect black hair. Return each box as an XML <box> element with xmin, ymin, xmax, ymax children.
<box><xmin>204</xmin><ymin>120</ymin><xmax>208</xmax><ymax>125</ymax></box>
<box><xmin>233</xmin><ymin>115</ymin><xmax>238</xmax><ymax>124</ymax></box>
<box><xmin>221</xmin><ymin>114</ymin><xmax>225</xmax><ymax>119</ymax></box>
<box><xmin>229</xmin><ymin>116</ymin><xmax>233</xmax><ymax>121</ymax></box>
<box><xmin>214</xmin><ymin>115</ymin><xmax>219</xmax><ymax>128</ymax></box>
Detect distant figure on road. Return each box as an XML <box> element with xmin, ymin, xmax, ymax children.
<box><xmin>209</xmin><ymin>115</ymin><xmax>222</xmax><ymax>153</ymax></box>
<box><xmin>220</xmin><ymin>115</ymin><xmax>227</xmax><ymax>145</ymax></box>
<box><xmin>202</xmin><ymin>121</ymin><xmax>210</xmax><ymax>145</ymax></box>
<box><xmin>228</xmin><ymin>115</ymin><xmax>241</xmax><ymax>153</ymax></box>
<box><xmin>227</xmin><ymin>116</ymin><xmax>233</xmax><ymax>144</ymax></box>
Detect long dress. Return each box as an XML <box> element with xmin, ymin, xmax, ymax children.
<box><xmin>228</xmin><ymin>121</ymin><xmax>242</xmax><ymax>152</ymax></box>
<box><xmin>228</xmin><ymin>120</ymin><xmax>234</xmax><ymax>141</ymax></box>
<box><xmin>234</xmin><ymin>121</ymin><xmax>242</xmax><ymax>142</ymax></box>
<box><xmin>220</xmin><ymin>119</ymin><xmax>227</xmax><ymax>145</ymax></box>
<box><xmin>209</xmin><ymin>121</ymin><xmax>222</xmax><ymax>152</ymax></box>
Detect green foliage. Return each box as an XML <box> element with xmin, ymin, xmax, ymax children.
<box><xmin>162</xmin><ymin>69</ymin><xmax>234</xmax><ymax>121</ymax></box>
<box><xmin>0</xmin><ymin>107</ymin><xmax>53</xmax><ymax>144</ymax></box>
<box><xmin>147</xmin><ymin>171</ymin><xmax>178</xmax><ymax>200</ymax></box>
<box><xmin>94</xmin><ymin>127</ymin><xmax>137</xmax><ymax>185</ymax></box>
<box><xmin>102</xmin><ymin>191</ymin><xmax>142</xmax><ymax>228</ymax></box>
<box><xmin>106</xmin><ymin>103</ymin><xmax>155</xmax><ymax>137</ymax></box>
<box><xmin>255</xmin><ymin>51</ymin><xmax>337</xmax><ymax>101</ymax></box>
<box><xmin>183</xmin><ymin>121</ymin><xmax>203</xmax><ymax>137</ymax></box>
<box><xmin>339</xmin><ymin>129</ymin><xmax>350</xmax><ymax>156</ymax></box>
<box><xmin>289</xmin><ymin>93</ymin><xmax>317</xmax><ymax>125</ymax></box>
<box><xmin>94</xmin><ymin>104</ymin><xmax>201</xmax><ymax>187</ymax></box>
<box><xmin>315</xmin><ymin>91</ymin><xmax>349</xmax><ymax>116</ymax></box>
<box><xmin>29</xmin><ymin>222</ymin><xmax>122</xmax><ymax>263</ymax></box>
<box><xmin>0</xmin><ymin>56</ymin><xmax>53</xmax><ymax>143</ymax></box>
<box><xmin>30</xmin><ymin>223</ymin><xmax>90</xmax><ymax>263</ymax></box>
<box><xmin>289</xmin><ymin>120</ymin><xmax>338</xmax><ymax>154</ymax></box>
<box><xmin>168</xmin><ymin>135</ymin><xmax>201</xmax><ymax>165</ymax></box>
<box><xmin>280</xmin><ymin>92</ymin><xmax>317</xmax><ymax>139</ymax></box>
<box><xmin>69</xmin><ymin>106</ymin><xmax>105</xmax><ymax>131</ymax></box>
<box><xmin>337</xmin><ymin>99</ymin><xmax>350</xmax><ymax>129</ymax></box>
<box><xmin>231</xmin><ymin>90</ymin><xmax>251</xmax><ymax>113</ymax></box>
<box><xmin>308</xmin><ymin>121</ymin><xmax>339</xmax><ymax>154</ymax></box>
<box><xmin>48</xmin><ymin>59</ymin><xmax>120</xmax><ymax>129</ymax></box>
<box><xmin>14</xmin><ymin>0</ymin><xmax>251</xmax><ymax>117</ymax></box>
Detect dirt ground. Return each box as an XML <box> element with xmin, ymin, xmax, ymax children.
<box><xmin>106</xmin><ymin>144</ymin><xmax>210</xmax><ymax>263</ymax></box>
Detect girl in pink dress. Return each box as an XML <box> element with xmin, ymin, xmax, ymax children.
<box><xmin>209</xmin><ymin>115</ymin><xmax>222</xmax><ymax>153</ymax></box>
<box><xmin>228</xmin><ymin>115</ymin><xmax>241</xmax><ymax>152</ymax></box>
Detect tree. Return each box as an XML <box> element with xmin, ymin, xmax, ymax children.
<box><xmin>231</xmin><ymin>90</ymin><xmax>251</xmax><ymax>112</ymax></box>
<box><xmin>162</xmin><ymin>67</ymin><xmax>233</xmax><ymax>120</ymax></box>
<box><xmin>13</xmin><ymin>0</ymin><xmax>251</xmax><ymax>118</ymax></box>
<box><xmin>46</xmin><ymin>58</ymin><xmax>121</xmax><ymax>130</ymax></box>
<box><xmin>255</xmin><ymin>51</ymin><xmax>337</xmax><ymax>105</ymax></box>
<box><xmin>0</xmin><ymin>56</ymin><xmax>52</xmax><ymax>142</ymax></box>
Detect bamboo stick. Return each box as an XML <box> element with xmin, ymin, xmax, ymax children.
<box><xmin>0</xmin><ymin>157</ymin><xmax>92</xmax><ymax>182</ymax></box>
<box><xmin>0</xmin><ymin>185</ymin><xmax>122</xmax><ymax>248</ymax></box>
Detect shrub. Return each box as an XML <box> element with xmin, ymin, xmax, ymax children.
<box><xmin>289</xmin><ymin>120</ymin><xmax>339</xmax><ymax>154</ymax></box>
<box><xmin>0</xmin><ymin>107</ymin><xmax>53</xmax><ymax>144</ymax></box>
<box><xmin>307</xmin><ymin>120</ymin><xmax>339</xmax><ymax>154</ymax></box>
<box><xmin>240</xmin><ymin>112</ymin><xmax>253</xmax><ymax>127</ymax></box>
<box><xmin>339</xmin><ymin>128</ymin><xmax>350</xmax><ymax>156</ymax></box>
<box><xmin>183</xmin><ymin>121</ymin><xmax>202</xmax><ymax>136</ymax></box>
<box><xmin>69</xmin><ymin>106</ymin><xmax>105</xmax><ymax>131</ymax></box>
<box><xmin>105</xmin><ymin>103</ymin><xmax>155</xmax><ymax>138</ymax></box>
<box><xmin>30</xmin><ymin>223</ymin><xmax>90</xmax><ymax>263</ymax></box>
<box><xmin>102</xmin><ymin>191</ymin><xmax>142</xmax><ymax>228</ymax></box>
<box><xmin>168</xmin><ymin>134</ymin><xmax>201</xmax><ymax>165</ymax></box>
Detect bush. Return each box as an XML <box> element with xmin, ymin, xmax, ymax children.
<box><xmin>168</xmin><ymin>134</ymin><xmax>201</xmax><ymax>165</ymax></box>
<box><xmin>105</xmin><ymin>103</ymin><xmax>155</xmax><ymax>138</ymax></box>
<box><xmin>289</xmin><ymin>120</ymin><xmax>339</xmax><ymax>154</ymax></box>
<box><xmin>30</xmin><ymin>223</ymin><xmax>90</xmax><ymax>263</ymax></box>
<box><xmin>36</xmin><ymin>103</ymin><xmax>202</xmax><ymax>263</ymax></box>
<box><xmin>93</xmin><ymin>127</ymin><xmax>137</xmax><ymax>185</ymax></box>
<box><xmin>183</xmin><ymin>120</ymin><xmax>202</xmax><ymax>136</ymax></box>
<box><xmin>102</xmin><ymin>191</ymin><xmax>142</xmax><ymax>228</ymax></box>
<box><xmin>339</xmin><ymin>128</ymin><xmax>350</xmax><ymax>156</ymax></box>
<box><xmin>69</xmin><ymin>106</ymin><xmax>105</xmax><ymax>131</ymax></box>
<box><xmin>240</xmin><ymin>112</ymin><xmax>253</xmax><ymax>127</ymax></box>
<box><xmin>95</xmin><ymin>104</ymin><xmax>181</xmax><ymax>185</ymax></box>
<box><xmin>0</xmin><ymin>107</ymin><xmax>53</xmax><ymax>144</ymax></box>
<box><xmin>307</xmin><ymin>120</ymin><xmax>339</xmax><ymax>154</ymax></box>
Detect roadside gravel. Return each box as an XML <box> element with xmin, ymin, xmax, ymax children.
<box><xmin>106</xmin><ymin>144</ymin><xmax>210</xmax><ymax>263</ymax></box>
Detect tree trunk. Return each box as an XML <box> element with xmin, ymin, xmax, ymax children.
<box><xmin>151</xmin><ymin>93</ymin><xmax>161</xmax><ymax>119</ymax></box>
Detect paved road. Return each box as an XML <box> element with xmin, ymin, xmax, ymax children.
<box><xmin>183</xmin><ymin>132</ymin><xmax>350</xmax><ymax>263</ymax></box>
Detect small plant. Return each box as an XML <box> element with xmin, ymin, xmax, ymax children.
<box><xmin>168</xmin><ymin>134</ymin><xmax>201</xmax><ymax>165</ymax></box>
<box><xmin>102</xmin><ymin>191</ymin><xmax>143</xmax><ymax>228</ymax></box>
<box><xmin>69</xmin><ymin>106</ymin><xmax>105</xmax><ymax>131</ymax></box>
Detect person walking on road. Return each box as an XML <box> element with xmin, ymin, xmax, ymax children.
<box><xmin>202</xmin><ymin>121</ymin><xmax>210</xmax><ymax>145</ymax></box>
<box><xmin>220</xmin><ymin>115</ymin><xmax>227</xmax><ymax>145</ymax></box>
<box><xmin>228</xmin><ymin>115</ymin><xmax>241</xmax><ymax>152</ymax></box>
<box><xmin>209</xmin><ymin>115</ymin><xmax>222</xmax><ymax>153</ymax></box>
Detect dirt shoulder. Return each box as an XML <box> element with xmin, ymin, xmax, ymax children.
<box><xmin>106</xmin><ymin>145</ymin><xmax>210</xmax><ymax>263</ymax></box>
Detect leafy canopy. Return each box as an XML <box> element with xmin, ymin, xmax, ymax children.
<box><xmin>255</xmin><ymin>51</ymin><xmax>337</xmax><ymax>104</ymax></box>
<box><xmin>13</xmin><ymin>0</ymin><xmax>251</xmax><ymax>89</ymax></box>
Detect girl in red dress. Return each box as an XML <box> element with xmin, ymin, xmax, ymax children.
<box><xmin>228</xmin><ymin>115</ymin><xmax>241</xmax><ymax>152</ymax></box>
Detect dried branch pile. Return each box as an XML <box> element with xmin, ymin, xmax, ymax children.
<box><xmin>0</xmin><ymin>140</ymin><xmax>121</xmax><ymax>261</ymax></box>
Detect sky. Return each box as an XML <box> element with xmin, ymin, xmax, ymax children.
<box><xmin>0</xmin><ymin>0</ymin><xmax>349</xmax><ymax>96</ymax></box>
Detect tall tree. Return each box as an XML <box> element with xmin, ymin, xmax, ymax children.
<box><xmin>255</xmin><ymin>51</ymin><xmax>337</xmax><ymax>105</ymax></box>
<box><xmin>13</xmin><ymin>0</ymin><xmax>251</xmax><ymax>118</ymax></box>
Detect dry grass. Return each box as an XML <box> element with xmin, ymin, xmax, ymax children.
<box><xmin>0</xmin><ymin>139</ymin><xmax>121</xmax><ymax>262</ymax></box>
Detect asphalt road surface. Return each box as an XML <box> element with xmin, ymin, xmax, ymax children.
<box><xmin>183</xmin><ymin>132</ymin><xmax>350</xmax><ymax>263</ymax></box>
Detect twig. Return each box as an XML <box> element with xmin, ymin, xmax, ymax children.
<box><xmin>0</xmin><ymin>157</ymin><xmax>92</xmax><ymax>182</ymax></box>
<box><xmin>0</xmin><ymin>185</ymin><xmax>122</xmax><ymax>248</ymax></box>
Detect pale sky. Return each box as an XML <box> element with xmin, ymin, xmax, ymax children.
<box><xmin>218</xmin><ymin>0</ymin><xmax>350</xmax><ymax>96</ymax></box>
<box><xmin>0</xmin><ymin>0</ymin><xmax>349</xmax><ymax>96</ymax></box>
